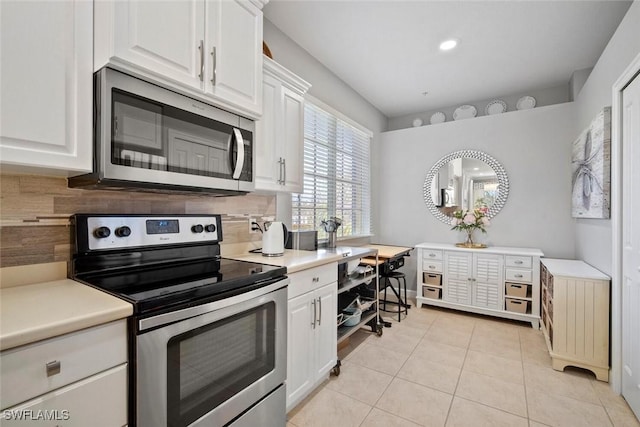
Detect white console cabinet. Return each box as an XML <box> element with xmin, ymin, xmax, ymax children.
<box><xmin>416</xmin><ymin>243</ymin><xmax>543</xmax><ymax>328</ymax></box>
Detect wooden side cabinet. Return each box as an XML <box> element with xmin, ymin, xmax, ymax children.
<box><xmin>540</xmin><ymin>258</ymin><xmax>610</xmax><ymax>381</ymax></box>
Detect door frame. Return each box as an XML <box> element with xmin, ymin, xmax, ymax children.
<box><xmin>610</xmin><ymin>51</ymin><xmax>640</xmax><ymax>394</ymax></box>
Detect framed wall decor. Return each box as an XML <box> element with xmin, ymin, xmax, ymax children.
<box><xmin>571</xmin><ymin>107</ymin><xmax>611</xmax><ymax>219</ymax></box>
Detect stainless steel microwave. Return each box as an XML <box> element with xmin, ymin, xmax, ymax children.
<box><xmin>69</xmin><ymin>67</ymin><xmax>254</xmax><ymax>195</ymax></box>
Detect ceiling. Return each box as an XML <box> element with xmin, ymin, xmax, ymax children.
<box><xmin>264</xmin><ymin>0</ymin><xmax>632</xmax><ymax>118</ymax></box>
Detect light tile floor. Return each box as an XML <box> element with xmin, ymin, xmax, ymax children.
<box><xmin>287</xmin><ymin>300</ymin><xmax>640</xmax><ymax>427</ymax></box>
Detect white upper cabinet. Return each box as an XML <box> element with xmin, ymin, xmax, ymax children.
<box><xmin>255</xmin><ymin>58</ymin><xmax>311</xmax><ymax>192</ymax></box>
<box><xmin>97</xmin><ymin>0</ymin><xmax>205</xmax><ymax>90</ymax></box>
<box><xmin>204</xmin><ymin>0</ymin><xmax>263</xmax><ymax>116</ymax></box>
<box><xmin>0</xmin><ymin>0</ymin><xmax>93</xmax><ymax>175</ymax></box>
<box><xmin>95</xmin><ymin>0</ymin><xmax>264</xmax><ymax>119</ymax></box>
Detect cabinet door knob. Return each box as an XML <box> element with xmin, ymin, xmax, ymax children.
<box><xmin>46</xmin><ymin>360</ymin><xmax>61</xmax><ymax>377</ymax></box>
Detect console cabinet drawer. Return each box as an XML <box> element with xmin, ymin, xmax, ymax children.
<box><xmin>422</xmin><ymin>250</ymin><xmax>443</xmax><ymax>262</ymax></box>
<box><xmin>505</xmin><ymin>256</ymin><xmax>532</xmax><ymax>269</ymax></box>
<box><xmin>505</xmin><ymin>268</ymin><xmax>532</xmax><ymax>283</ymax></box>
<box><xmin>422</xmin><ymin>260</ymin><xmax>443</xmax><ymax>273</ymax></box>
<box><xmin>0</xmin><ymin>320</ymin><xmax>127</xmax><ymax>409</ymax></box>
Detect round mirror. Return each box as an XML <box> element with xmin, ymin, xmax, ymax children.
<box><xmin>423</xmin><ymin>150</ymin><xmax>509</xmax><ymax>224</ymax></box>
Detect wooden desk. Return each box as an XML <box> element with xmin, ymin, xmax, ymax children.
<box><xmin>360</xmin><ymin>244</ymin><xmax>413</xmax><ymax>267</ymax></box>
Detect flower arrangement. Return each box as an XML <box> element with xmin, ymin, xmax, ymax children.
<box><xmin>450</xmin><ymin>209</ymin><xmax>491</xmax><ymax>247</ymax></box>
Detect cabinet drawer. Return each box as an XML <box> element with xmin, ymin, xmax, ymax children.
<box><xmin>422</xmin><ymin>260</ymin><xmax>443</xmax><ymax>273</ymax></box>
<box><xmin>0</xmin><ymin>320</ymin><xmax>127</xmax><ymax>410</ymax></box>
<box><xmin>422</xmin><ymin>249</ymin><xmax>443</xmax><ymax>262</ymax></box>
<box><xmin>505</xmin><ymin>269</ymin><xmax>532</xmax><ymax>283</ymax></box>
<box><xmin>288</xmin><ymin>263</ymin><xmax>337</xmax><ymax>300</ymax></box>
<box><xmin>505</xmin><ymin>256</ymin><xmax>532</xmax><ymax>269</ymax></box>
<box><xmin>1</xmin><ymin>364</ymin><xmax>127</xmax><ymax>427</ymax></box>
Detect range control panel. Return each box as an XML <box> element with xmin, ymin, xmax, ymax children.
<box><xmin>75</xmin><ymin>215</ymin><xmax>222</xmax><ymax>251</ymax></box>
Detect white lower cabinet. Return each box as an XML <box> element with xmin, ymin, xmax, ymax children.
<box><xmin>416</xmin><ymin>243</ymin><xmax>543</xmax><ymax>327</ymax></box>
<box><xmin>0</xmin><ymin>365</ymin><xmax>127</xmax><ymax>427</ymax></box>
<box><xmin>286</xmin><ymin>264</ymin><xmax>337</xmax><ymax>412</ymax></box>
<box><xmin>540</xmin><ymin>259</ymin><xmax>611</xmax><ymax>381</ymax></box>
<box><xmin>0</xmin><ymin>0</ymin><xmax>93</xmax><ymax>175</ymax></box>
<box><xmin>0</xmin><ymin>320</ymin><xmax>128</xmax><ymax>426</ymax></box>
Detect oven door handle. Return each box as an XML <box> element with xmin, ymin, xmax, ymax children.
<box><xmin>138</xmin><ymin>278</ymin><xmax>288</xmax><ymax>331</ymax></box>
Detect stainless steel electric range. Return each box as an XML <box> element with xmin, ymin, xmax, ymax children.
<box><xmin>72</xmin><ymin>214</ymin><xmax>288</xmax><ymax>427</ymax></box>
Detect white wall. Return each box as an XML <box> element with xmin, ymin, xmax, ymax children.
<box><xmin>574</xmin><ymin>1</ymin><xmax>640</xmax><ymax>276</ymax></box>
<box><xmin>263</xmin><ymin>19</ymin><xmax>388</xmax><ymax>235</ymax></box>
<box><xmin>378</xmin><ymin>103</ymin><xmax>576</xmax><ymax>291</ymax></box>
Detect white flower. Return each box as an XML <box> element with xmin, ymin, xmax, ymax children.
<box><xmin>451</xmin><ymin>218</ymin><xmax>459</xmax><ymax>227</ymax></box>
<box><xmin>463</xmin><ymin>213</ymin><xmax>476</xmax><ymax>225</ymax></box>
<box><xmin>481</xmin><ymin>217</ymin><xmax>491</xmax><ymax>227</ymax></box>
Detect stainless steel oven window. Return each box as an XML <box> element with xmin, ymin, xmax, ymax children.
<box><xmin>166</xmin><ymin>301</ymin><xmax>276</xmax><ymax>427</ymax></box>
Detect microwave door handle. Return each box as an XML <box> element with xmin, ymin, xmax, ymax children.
<box><xmin>231</xmin><ymin>128</ymin><xmax>244</xmax><ymax>180</ymax></box>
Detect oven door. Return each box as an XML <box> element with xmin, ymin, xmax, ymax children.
<box><xmin>136</xmin><ymin>279</ymin><xmax>287</xmax><ymax>427</ymax></box>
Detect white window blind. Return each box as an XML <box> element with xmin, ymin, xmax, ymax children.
<box><xmin>292</xmin><ymin>100</ymin><xmax>371</xmax><ymax>240</ymax></box>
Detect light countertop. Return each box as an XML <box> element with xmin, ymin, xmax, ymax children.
<box><xmin>226</xmin><ymin>246</ymin><xmax>377</xmax><ymax>273</ymax></box>
<box><xmin>541</xmin><ymin>258</ymin><xmax>610</xmax><ymax>280</ymax></box>
<box><xmin>0</xmin><ymin>279</ymin><xmax>133</xmax><ymax>351</ymax></box>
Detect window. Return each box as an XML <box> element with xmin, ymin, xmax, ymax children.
<box><xmin>292</xmin><ymin>99</ymin><xmax>372</xmax><ymax>240</ymax></box>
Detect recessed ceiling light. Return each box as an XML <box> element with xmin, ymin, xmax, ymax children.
<box><xmin>439</xmin><ymin>39</ymin><xmax>458</xmax><ymax>51</ymax></box>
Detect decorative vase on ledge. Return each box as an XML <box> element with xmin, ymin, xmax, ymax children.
<box><xmin>451</xmin><ymin>209</ymin><xmax>490</xmax><ymax>249</ymax></box>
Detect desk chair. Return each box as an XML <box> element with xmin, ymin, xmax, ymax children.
<box><xmin>379</xmin><ymin>270</ymin><xmax>410</xmax><ymax>322</ymax></box>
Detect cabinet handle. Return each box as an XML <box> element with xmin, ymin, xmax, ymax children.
<box><xmin>429</xmin><ymin>254</ymin><xmax>436</xmax><ymax>257</ymax></box>
<box><xmin>278</xmin><ymin>157</ymin><xmax>284</xmax><ymax>184</ymax></box>
<box><xmin>515</xmin><ymin>274</ymin><xmax>523</xmax><ymax>278</ymax></box>
<box><xmin>211</xmin><ymin>46</ymin><xmax>217</xmax><ymax>86</ymax></box>
<box><xmin>515</xmin><ymin>260</ymin><xmax>523</xmax><ymax>265</ymax></box>
<box><xmin>198</xmin><ymin>40</ymin><xmax>204</xmax><ymax>82</ymax></box>
<box><xmin>312</xmin><ymin>277</ymin><xmax>319</xmax><ymax>282</ymax></box>
<box><xmin>283</xmin><ymin>158</ymin><xmax>287</xmax><ymax>184</ymax></box>
<box><xmin>317</xmin><ymin>297</ymin><xmax>322</xmax><ymax>325</ymax></box>
<box><xmin>46</xmin><ymin>360</ymin><xmax>61</xmax><ymax>377</ymax></box>
<box><xmin>311</xmin><ymin>299</ymin><xmax>316</xmax><ymax>329</ymax></box>
<box><xmin>429</xmin><ymin>265</ymin><xmax>436</xmax><ymax>269</ymax></box>
<box><xmin>114</xmin><ymin>116</ymin><xmax>118</xmax><ymax>136</ymax></box>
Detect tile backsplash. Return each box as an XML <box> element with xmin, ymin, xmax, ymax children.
<box><xmin>0</xmin><ymin>174</ymin><xmax>274</xmax><ymax>267</ymax></box>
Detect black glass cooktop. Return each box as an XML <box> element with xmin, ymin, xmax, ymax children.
<box><xmin>75</xmin><ymin>258</ymin><xmax>287</xmax><ymax>315</ymax></box>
